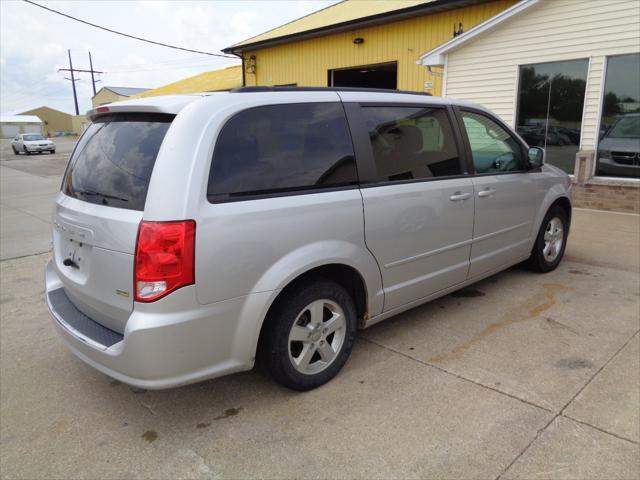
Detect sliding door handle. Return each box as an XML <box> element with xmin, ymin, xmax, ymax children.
<box><xmin>477</xmin><ymin>188</ymin><xmax>497</xmax><ymax>198</ymax></box>
<box><xmin>449</xmin><ymin>192</ymin><xmax>471</xmax><ymax>202</ymax></box>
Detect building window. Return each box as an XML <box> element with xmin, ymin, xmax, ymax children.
<box><xmin>596</xmin><ymin>53</ymin><xmax>640</xmax><ymax>179</ymax></box>
<box><xmin>516</xmin><ymin>59</ymin><xmax>589</xmax><ymax>174</ymax></box>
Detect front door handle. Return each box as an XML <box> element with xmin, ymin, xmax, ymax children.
<box><xmin>449</xmin><ymin>192</ymin><xmax>471</xmax><ymax>202</ymax></box>
<box><xmin>477</xmin><ymin>188</ymin><xmax>497</xmax><ymax>198</ymax></box>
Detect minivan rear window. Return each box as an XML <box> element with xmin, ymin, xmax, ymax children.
<box><xmin>62</xmin><ymin>113</ymin><xmax>173</xmax><ymax>211</ymax></box>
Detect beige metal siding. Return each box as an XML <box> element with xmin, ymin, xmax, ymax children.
<box><xmin>445</xmin><ymin>0</ymin><xmax>640</xmax><ymax>150</ymax></box>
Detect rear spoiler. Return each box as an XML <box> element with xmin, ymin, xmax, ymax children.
<box><xmin>87</xmin><ymin>94</ymin><xmax>205</xmax><ymax>121</ymax></box>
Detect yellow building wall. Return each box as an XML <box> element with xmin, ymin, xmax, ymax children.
<box><xmin>243</xmin><ymin>0</ymin><xmax>516</xmax><ymax>96</ymax></box>
<box><xmin>19</xmin><ymin>106</ymin><xmax>73</xmax><ymax>136</ymax></box>
<box><xmin>71</xmin><ymin>115</ymin><xmax>88</xmax><ymax>136</ymax></box>
<box><xmin>92</xmin><ymin>89</ymin><xmax>128</xmax><ymax>108</ymax></box>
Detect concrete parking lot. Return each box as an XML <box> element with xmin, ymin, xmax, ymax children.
<box><xmin>1</xmin><ymin>139</ymin><xmax>638</xmax><ymax>479</ymax></box>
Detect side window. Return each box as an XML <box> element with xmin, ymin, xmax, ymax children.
<box><xmin>208</xmin><ymin>102</ymin><xmax>357</xmax><ymax>201</ymax></box>
<box><xmin>461</xmin><ymin>111</ymin><xmax>523</xmax><ymax>173</ymax></box>
<box><xmin>360</xmin><ymin>106</ymin><xmax>462</xmax><ymax>182</ymax></box>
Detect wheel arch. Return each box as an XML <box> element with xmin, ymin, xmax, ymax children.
<box><xmin>254</xmin><ymin>263</ymin><xmax>369</xmax><ymax>362</ymax></box>
<box><xmin>551</xmin><ymin>196</ymin><xmax>572</xmax><ymax>228</ymax></box>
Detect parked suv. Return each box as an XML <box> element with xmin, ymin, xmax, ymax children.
<box><xmin>45</xmin><ymin>88</ymin><xmax>571</xmax><ymax>391</ymax></box>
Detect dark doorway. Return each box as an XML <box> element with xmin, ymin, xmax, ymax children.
<box><xmin>329</xmin><ymin>62</ymin><xmax>397</xmax><ymax>90</ymax></box>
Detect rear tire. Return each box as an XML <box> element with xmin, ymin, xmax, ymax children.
<box><xmin>12</xmin><ymin>146</ymin><xmax>18</xmax><ymax>155</ymax></box>
<box><xmin>527</xmin><ymin>205</ymin><xmax>568</xmax><ymax>272</ymax></box>
<box><xmin>259</xmin><ymin>279</ymin><xmax>357</xmax><ymax>391</ymax></box>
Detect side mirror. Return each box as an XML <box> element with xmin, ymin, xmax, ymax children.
<box><xmin>528</xmin><ymin>146</ymin><xmax>544</xmax><ymax>169</ymax></box>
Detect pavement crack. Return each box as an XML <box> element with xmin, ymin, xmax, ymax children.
<box><xmin>558</xmin><ymin>329</ymin><xmax>639</xmax><ymax>415</ymax></box>
<box><xmin>494</xmin><ymin>328</ymin><xmax>640</xmax><ymax>479</ymax></box>
<box><xmin>495</xmin><ymin>414</ymin><xmax>558</xmax><ymax>480</ymax></box>
<box><xmin>561</xmin><ymin>414</ymin><xmax>640</xmax><ymax>445</ymax></box>
<box><xmin>0</xmin><ymin>250</ymin><xmax>52</xmax><ymax>262</ymax></box>
<box><xmin>358</xmin><ymin>335</ymin><xmax>555</xmax><ymax>414</ymax></box>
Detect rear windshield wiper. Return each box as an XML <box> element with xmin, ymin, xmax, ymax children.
<box><xmin>75</xmin><ymin>189</ymin><xmax>129</xmax><ymax>203</ymax></box>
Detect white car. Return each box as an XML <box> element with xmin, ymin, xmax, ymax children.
<box><xmin>11</xmin><ymin>133</ymin><xmax>56</xmax><ymax>155</ymax></box>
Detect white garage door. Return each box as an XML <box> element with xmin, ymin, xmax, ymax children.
<box><xmin>0</xmin><ymin>124</ymin><xmax>19</xmax><ymax>139</ymax></box>
<box><xmin>22</xmin><ymin>124</ymin><xmax>42</xmax><ymax>134</ymax></box>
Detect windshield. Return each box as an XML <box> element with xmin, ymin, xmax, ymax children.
<box><xmin>62</xmin><ymin>113</ymin><xmax>174</xmax><ymax>211</ymax></box>
<box><xmin>24</xmin><ymin>134</ymin><xmax>45</xmax><ymax>141</ymax></box>
<box><xmin>607</xmin><ymin>116</ymin><xmax>640</xmax><ymax>139</ymax></box>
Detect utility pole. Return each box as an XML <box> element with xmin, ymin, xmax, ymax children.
<box><xmin>66</xmin><ymin>49</ymin><xmax>79</xmax><ymax>115</ymax></box>
<box><xmin>58</xmin><ymin>50</ymin><xmax>103</xmax><ymax>114</ymax></box>
<box><xmin>88</xmin><ymin>51</ymin><xmax>99</xmax><ymax>96</ymax></box>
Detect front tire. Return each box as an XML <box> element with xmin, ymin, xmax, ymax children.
<box><xmin>12</xmin><ymin>146</ymin><xmax>18</xmax><ymax>155</ymax></box>
<box><xmin>23</xmin><ymin>146</ymin><xmax>30</xmax><ymax>155</ymax></box>
<box><xmin>527</xmin><ymin>205</ymin><xmax>568</xmax><ymax>272</ymax></box>
<box><xmin>259</xmin><ymin>279</ymin><xmax>357</xmax><ymax>391</ymax></box>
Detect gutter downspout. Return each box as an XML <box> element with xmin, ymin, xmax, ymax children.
<box><xmin>233</xmin><ymin>51</ymin><xmax>246</xmax><ymax>87</ymax></box>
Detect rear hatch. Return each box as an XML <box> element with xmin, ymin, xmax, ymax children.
<box><xmin>53</xmin><ymin>113</ymin><xmax>173</xmax><ymax>333</ymax></box>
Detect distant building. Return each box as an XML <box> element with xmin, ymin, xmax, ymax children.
<box><xmin>92</xmin><ymin>86</ymin><xmax>150</xmax><ymax>108</ymax></box>
<box><xmin>133</xmin><ymin>66</ymin><xmax>242</xmax><ymax>98</ymax></box>
<box><xmin>0</xmin><ymin>115</ymin><xmax>43</xmax><ymax>139</ymax></box>
<box><xmin>222</xmin><ymin>0</ymin><xmax>516</xmax><ymax>94</ymax></box>
<box><xmin>19</xmin><ymin>106</ymin><xmax>87</xmax><ymax>137</ymax></box>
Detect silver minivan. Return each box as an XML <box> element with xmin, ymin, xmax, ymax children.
<box><xmin>45</xmin><ymin>88</ymin><xmax>571</xmax><ymax>391</ymax></box>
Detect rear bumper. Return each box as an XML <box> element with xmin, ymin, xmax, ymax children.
<box><xmin>45</xmin><ymin>260</ymin><xmax>271</xmax><ymax>389</ymax></box>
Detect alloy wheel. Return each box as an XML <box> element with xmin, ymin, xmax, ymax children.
<box><xmin>543</xmin><ymin>216</ymin><xmax>564</xmax><ymax>262</ymax></box>
<box><xmin>287</xmin><ymin>299</ymin><xmax>346</xmax><ymax>375</ymax></box>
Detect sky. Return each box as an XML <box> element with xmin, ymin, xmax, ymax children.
<box><xmin>0</xmin><ymin>0</ymin><xmax>338</xmax><ymax>115</ymax></box>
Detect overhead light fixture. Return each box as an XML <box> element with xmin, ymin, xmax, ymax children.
<box><xmin>353</xmin><ymin>37</ymin><xmax>364</xmax><ymax>45</ymax></box>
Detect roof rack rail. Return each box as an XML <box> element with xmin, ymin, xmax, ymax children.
<box><xmin>229</xmin><ymin>86</ymin><xmax>432</xmax><ymax>96</ymax></box>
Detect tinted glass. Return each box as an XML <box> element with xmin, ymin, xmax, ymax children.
<box><xmin>516</xmin><ymin>59</ymin><xmax>588</xmax><ymax>174</ymax></box>
<box><xmin>24</xmin><ymin>134</ymin><xmax>45</xmax><ymax>141</ymax></box>
<box><xmin>360</xmin><ymin>106</ymin><xmax>461</xmax><ymax>182</ymax></box>
<box><xmin>208</xmin><ymin>103</ymin><xmax>356</xmax><ymax>200</ymax></box>
<box><xmin>596</xmin><ymin>53</ymin><xmax>640</xmax><ymax>178</ymax></box>
<box><xmin>62</xmin><ymin>113</ymin><xmax>173</xmax><ymax>211</ymax></box>
<box><xmin>461</xmin><ymin>111</ymin><xmax>523</xmax><ymax>173</ymax></box>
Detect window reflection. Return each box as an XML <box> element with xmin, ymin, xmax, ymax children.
<box><xmin>516</xmin><ymin>59</ymin><xmax>588</xmax><ymax>174</ymax></box>
<box><xmin>596</xmin><ymin>54</ymin><xmax>640</xmax><ymax>178</ymax></box>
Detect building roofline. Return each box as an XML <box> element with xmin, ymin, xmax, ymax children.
<box><xmin>223</xmin><ymin>0</ymin><xmax>483</xmax><ymax>54</ymax></box>
<box><xmin>417</xmin><ymin>0</ymin><xmax>539</xmax><ymax>66</ymax></box>
<box><xmin>93</xmin><ymin>86</ymin><xmax>150</xmax><ymax>99</ymax></box>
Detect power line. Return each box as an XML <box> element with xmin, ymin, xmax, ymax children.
<box><xmin>23</xmin><ymin>0</ymin><xmax>237</xmax><ymax>59</ymax></box>
<box><xmin>104</xmin><ymin>60</ymin><xmax>234</xmax><ymax>74</ymax></box>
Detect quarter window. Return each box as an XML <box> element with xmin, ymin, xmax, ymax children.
<box><xmin>208</xmin><ymin>103</ymin><xmax>357</xmax><ymax>201</ymax></box>
<box><xmin>360</xmin><ymin>106</ymin><xmax>462</xmax><ymax>182</ymax></box>
<box><xmin>461</xmin><ymin>111</ymin><xmax>523</xmax><ymax>173</ymax></box>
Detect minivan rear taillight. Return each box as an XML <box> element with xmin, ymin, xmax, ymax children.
<box><xmin>134</xmin><ymin>220</ymin><xmax>195</xmax><ymax>302</ymax></box>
